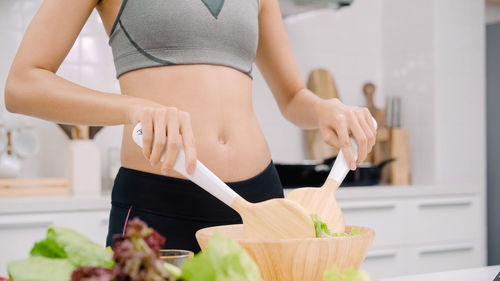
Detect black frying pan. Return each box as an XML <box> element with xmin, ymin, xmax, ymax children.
<box><xmin>275</xmin><ymin>157</ymin><xmax>395</xmax><ymax>188</ymax></box>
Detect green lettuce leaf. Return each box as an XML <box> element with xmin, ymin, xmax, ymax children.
<box><xmin>181</xmin><ymin>233</ymin><xmax>263</xmax><ymax>281</ymax></box>
<box><xmin>9</xmin><ymin>227</ymin><xmax>114</xmax><ymax>281</ymax></box>
<box><xmin>348</xmin><ymin>227</ymin><xmax>362</xmax><ymax>236</ymax></box>
<box><xmin>30</xmin><ymin>238</ymin><xmax>67</xmax><ymax>259</ymax></box>
<box><xmin>311</xmin><ymin>214</ymin><xmax>362</xmax><ymax>238</ymax></box>
<box><xmin>311</xmin><ymin>214</ymin><xmax>333</xmax><ymax>237</ymax></box>
<box><xmin>8</xmin><ymin>256</ymin><xmax>75</xmax><ymax>281</ymax></box>
<box><xmin>323</xmin><ymin>266</ymin><xmax>342</xmax><ymax>281</ymax></box>
<box><xmin>31</xmin><ymin>226</ymin><xmax>114</xmax><ymax>268</ymax></box>
<box><xmin>323</xmin><ymin>266</ymin><xmax>372</xmax><ymax>281</ymax></box>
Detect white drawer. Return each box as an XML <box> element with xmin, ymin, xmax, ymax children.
<box><xmin>340</xmin><ymin>200</ymin><xmax>406</xmax><ymax>247</ymax></box>
<box><xmin>360</xmin><ymin>248</ymin><xmax>407</xmax><ymax>279</ymax></box>
<box><xmin>406</xmin><ymin>242</ymin><xmax>483</xmax><ymax>275</ymax></box>
<box><xmin>406</xmin><ymin>196</ymin><xmax>479</xmax><ymax>244</ymax></box>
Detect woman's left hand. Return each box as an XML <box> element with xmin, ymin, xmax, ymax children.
<box><xmin>314</xmin><ymin>98</ymin><xmax>377</xmax><ymax>170</ymax></box>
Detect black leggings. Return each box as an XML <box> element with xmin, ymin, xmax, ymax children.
<box><xmin>106</xmin><ymin>161</ymin><xmax>284</xmax><ymax>252</ymax></box>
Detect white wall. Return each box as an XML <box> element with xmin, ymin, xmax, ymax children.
<box><xmin>381</xmin><ymin>0</ymin><xmax>486</xmax><ymax>186</ymax></box>
<box><xmin>253</xmin><ymin>0</ymin><xmax>383</xmax><ymax>162</ymax></box>
<box><xmin>381</xmin><ymin>1</ymin><xmax>486</xmax><ymax>261</ymax></box>
<box><xmin>382</xmin><ymin>0</ymin><xmax>436</xmax><ymax>185</ymax></box>
<box><xmin>434</xmin><ymin>0</ymin><xmax>486</xmax><ymax>187</ymax></box>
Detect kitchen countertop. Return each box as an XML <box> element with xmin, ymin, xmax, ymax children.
<box><xmin>379</xmin><ymin>265</ymin><xmax>500</xmax><ymax>281</ymax></box>
<box><xmin>0</xmin><ymin>195</ymin><xmax>111</xmax><ymax>215</ymax></box>
<box><xmin>0</xmin><ymin>183</ymin><xmax>478</xmax><ymax>215</ymax></box>
<box><xmin>285</xmin><ymin>183</ymin><xmax>478</xmax><ymax>200</ymax></box>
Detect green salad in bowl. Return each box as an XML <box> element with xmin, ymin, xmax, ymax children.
<box><xmin>311</xmin><ymin>214</ymin><xmax>362</xmax><ymax>238</ymax></box>
<box><xmin>7</xmin><ymin>217</ymin><xmax>373</xmax><ymax>281</ymax></box>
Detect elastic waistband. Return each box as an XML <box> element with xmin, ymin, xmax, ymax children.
<box><xmin>111</xmin><ymin>161</ymin><xmax>284</xmax><ymax>222</ymax></box>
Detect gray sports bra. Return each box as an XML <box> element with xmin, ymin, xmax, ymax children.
<box><xmin>108</xmin><ymin>0</ymin><xmax>259</xmax><ymax>78</ymax></box>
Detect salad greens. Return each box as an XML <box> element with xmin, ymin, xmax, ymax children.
<box><xmin>311</xmin><ymin>214</ymin><xmax>362</xmax><ymax>238</ymax></box>
<box><xmin>8</xmin><ymin>226</ymin><xmax>114</xmax><ymax>281</ymax></box>
<box><xmin>180</xmin><ymin>233</ymin><xmax>263</xmax><ymax>281</ymax></box>
<box><xmin>29</xmin><ymin>227</ymin><xmax>114</xmax><ymax>268</ymax></box>
<box><xmin>30</xmin><ymin>238</ymin><xmax>67</xmax><ymax>259</ymax></box>
<box><xmin>323</xmin><ymin>266</ymin><xmax>372</xmax><ymax>281</ymax></box>
<box><xmin>105</xmin><ymin>218</ymin><xmax>173</xmax><ymax>281</ymax></box>
<box><xmin>8</xmin><ymin>256</ymin><xmax>75</xmax><ymax>281</ymax></box>
<box><xmin>36</xmin><ymin>226</ymin><xmax>114</xmax><ymax>268</ymax></box>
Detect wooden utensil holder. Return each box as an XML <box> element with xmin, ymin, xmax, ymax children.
<box><xmin>67</xmin><ymin>140</ymin><xmax>101</xmax><ymax>197</ymax></box>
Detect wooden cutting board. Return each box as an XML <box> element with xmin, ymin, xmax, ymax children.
<box><xmin>0</xmin><ymin>178</ymin><xmax>69</xmax><ymax>197</ymax></box>
<box><xmin>363</xmin><ymin>82</ymin><xmax>387</xmax><ymax>128</ymax></box>
<box><xmin>364</xmin><ymin>82</ymin><xmax>388</xmax><ymax>164</ymax></box>
<box><xmin>305</xmin><ymin>69</ymin><xmax>340</xmax><ymax>160</ymax></box>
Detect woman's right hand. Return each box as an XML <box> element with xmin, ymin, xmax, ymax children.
<box><xmin>128</xmin><ymin>105</ymin><xmax>197</xmax><ymax>175</ymax></box>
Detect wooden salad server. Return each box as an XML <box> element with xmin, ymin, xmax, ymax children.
<box><xmin>286</xmin><ymin>118</ymin><xmax>377</xmax><ymax>234</ymax></box>
<box><xmin>132</xmin><ymin>123</ymin><xmax>315</xmax><ymax>240</ymax></box>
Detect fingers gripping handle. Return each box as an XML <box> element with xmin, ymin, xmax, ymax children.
<box><xmin>132</xmin><ymin>123</ymin><xmax>239</xmax><ymax>206</ymax></box>
<box><xmin>327</xmin><ymin>117</ymin><xmax>378</xmax><ymax>185</ymax></box>
<box><xmin>328</xmin><ymin>139</ymin><xmax>358</xmax><ymax>186</ymax></box>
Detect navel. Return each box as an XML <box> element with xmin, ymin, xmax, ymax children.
<box><xmin>218</xmin><ymin>134</ymin><xmax>227</xmax><ymax>145</ymax></box>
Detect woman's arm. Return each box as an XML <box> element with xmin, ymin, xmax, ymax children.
<box><xmin>255</xmin><ymin>0</ymin><xmax>376</xmax><ymax>169</ymax></box>
<box><xmin>254</xmin><ymin>0</ymin><xmax>316</xmax><ymax>129</ymax></box>
<box><xmin>4</xmin><ymin>0</ymin><xmax>197</xmax><ymax>174</ymax></box>
<box><xmin>4</xmin><ymin>0</ymin><xmax>145</xmax><ymax>125</ymax></box>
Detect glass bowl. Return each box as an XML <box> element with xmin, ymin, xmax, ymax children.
<box><xmin>160</xmin><ymin>249</ymin><xmax>194</xmax><ymax>267</ymax></box>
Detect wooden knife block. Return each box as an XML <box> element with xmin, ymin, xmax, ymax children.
<box><xmin>390</xmin><ymin>128</ymin><xmax>411</xmax><ymax>185</ymax></box>
<box><xmin>370</xmin><ymin>127</ymin><xmax>411</xmax><ymax>185</ymax></box>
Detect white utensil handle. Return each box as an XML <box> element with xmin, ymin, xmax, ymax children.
<box><xmin>132</xmin><ymin>123</ymin><xmax>239</xmax><ymax>206</ymax></box>
<box><xmin>327</xmin><ymin>117</ymin><xmax>378</xmax><ymax>184</ymax></box>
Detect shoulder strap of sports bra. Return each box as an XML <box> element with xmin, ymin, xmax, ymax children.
<box><xmin>109</xmin><ymin>0</ymin><xmax>129</xmax><ymax>37</ymax></box>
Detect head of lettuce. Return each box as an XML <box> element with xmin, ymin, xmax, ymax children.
<box><xmin>180</xmin><ymin>233</ymin><xmax>262</xmax><ymax>281</ymax></box>
<box><xmin>7</xmin><ymin>226</ymin><xmax>114</xmax><ymax>281</ymax></box>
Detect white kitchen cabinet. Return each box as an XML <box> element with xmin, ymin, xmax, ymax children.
<box><xmin>362</xmin><ymin>241</ymin><xmax>484</xmax><ymax>279</ymax></box>
<box><xmin>406</xmin><ymin>241</ymin><xmax>483</xmax><ymax>275</ymax></box>
<box><xmin>361</xmin><ymin>248</ymin><xmax>408</xmax><ymax>278</ymax></box>
<box><xmin>405</xmin><ymin>196</ymin><xmax>480</xmax><ymax>244</ymax></box>
<box><xmin>0</xmin><ymin>197</ymin><xmax>110</xmax><ymax>277</ymax></box>
<box><xmin>341</xmin><ymin>200</ymin><xmax>406</xmax><ymax>248</ymax></box>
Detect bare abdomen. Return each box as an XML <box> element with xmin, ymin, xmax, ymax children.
<box><xmin>118</xmin><ymin>64</ymin><xmax>272</xmax><ymax>181</ymax></box>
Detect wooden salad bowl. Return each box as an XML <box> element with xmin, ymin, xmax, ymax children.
<box><xmin>196</xmin><ymin>224</ymin><xmax>375</xmax><ymax>281</ymax></box>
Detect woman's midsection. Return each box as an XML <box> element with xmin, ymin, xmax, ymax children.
<box><xmin>118</xmin><ymin>64</ymin><xmax>272</xmax><ymax>182</ymax></box>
